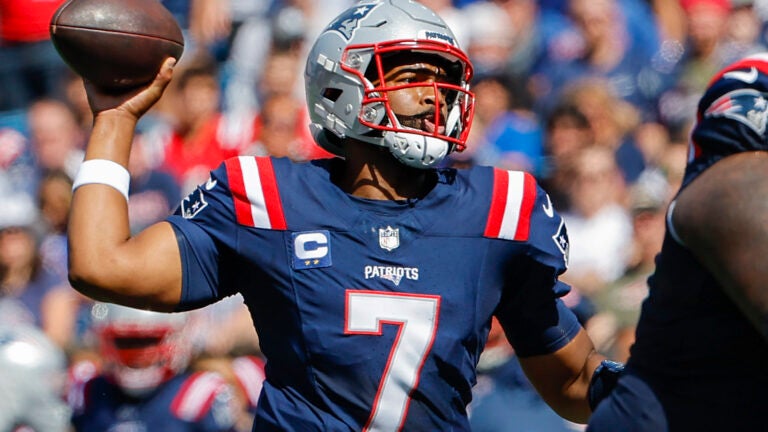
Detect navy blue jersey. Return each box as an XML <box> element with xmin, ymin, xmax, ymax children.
<box><xmin>591</xmin><ymin>55</ymin><xmax>768</xmax><ymax>431</ymax></box>
<box><xmin>71</xmin><ymin>371</ymin><xmax>237</xmax><ymax>431</ymax></box>
<box><xmin>167</xmin><ymin>156</ymin><xmax>579</xmax><ymax>431</ymax></box>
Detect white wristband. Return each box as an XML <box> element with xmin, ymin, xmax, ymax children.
<box><xmin>72</xmin><ymin>159</ymin><xmax>131</xmax><ymax>201</ymax></box>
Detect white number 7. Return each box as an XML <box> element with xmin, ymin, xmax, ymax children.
<box><xmin>345</xmin><ymin>290</ymin><xmax>441</xmax><ymax>432</ymax></box>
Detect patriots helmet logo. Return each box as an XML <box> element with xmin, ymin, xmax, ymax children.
<box><xmin>704</xmin><ymin>88</ymin><xmax>768</xmax><ymax>136</ymax></box>
<box><xmin>325</xmin><ymin>3</ymin><xmax>381</xmax><ymax>41</ymax></box>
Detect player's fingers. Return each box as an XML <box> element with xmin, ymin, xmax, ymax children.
<box><xmin>157</xmin><ymin>57</ymin><xmax>177</xmax><ymax>82</ymax></box>
<box><xmin>119</xmin><ymin>58</ymin><xmax>176</xmax><ymax>117</ymax></box>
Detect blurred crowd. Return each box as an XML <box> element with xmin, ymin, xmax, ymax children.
<box><xmin>0</xmin><ymin>0</ymin><xmax>763</xmax><ymax>430</ymax></box>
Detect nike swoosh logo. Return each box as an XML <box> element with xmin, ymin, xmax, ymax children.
<box><xmin>205</xmin><ymin>178</ymin><xmax>218</xmax><ymax>190</ymax></box>
<box><xmin>724</xmin><ymin>67</ymin><xmax>758</xmax><ymax>84</ymax></box>
<box><xmin>542</xmin><ymin>194</ymin><xmax>554</xmax><ymax>218</ymax></box>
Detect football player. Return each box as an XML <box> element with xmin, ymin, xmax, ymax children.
<box><xmin>67</xmin><ymin>1</ymin><xmax>620</xmax><ymax>430</ymax></box>
<box><xmin>70</xmin><ymin>303</ymin><xmax>239</xmax><ymax>431</ymax></box>
<box><xmin>588</xmin><ymin>54</ymin><xmax>768</xmax><ymax>431</ymax></box>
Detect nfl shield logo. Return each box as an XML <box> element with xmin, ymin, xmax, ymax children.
<box><xmin>378</xmin><ymin>226</ymin><xmax>400</xmax><ymax>251</ymax></box>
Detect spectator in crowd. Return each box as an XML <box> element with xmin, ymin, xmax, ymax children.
<box><xmin>722</xmin><ymin>0</ymin><xmax>767</xmax><ymax>61</ymax></box>
<box><xmin>539</xmin><ymin>102</ymin><xmax>594</xmax><ymax>211</ymax></box>
<box><xmin>415</xmin><ymin>0</ymin><xmax>472</xmax><ymax>49</ymax></box>
<box><xmin>36</xmin><ymin>169</ymin><xmax>73</xmax><ymax>281</ymax></box>
<box><xmin>224</xmin><ymin>48</ymin><xmax>330</xmax><ymax>161</ymax></box>
<box><xmin>559</xmin><ymin>78</ymin><xmax>645</xmax><ymax>183</ymax></box>
<box><xmin>462</xmin><ymin>1</ymin><xmax>518</xmax><ymax>78</ymax></box>
<box><xmin>245</xmin><ymin>92</ymin><xmax>325</xmax><ymax>161</ymax></box>
<box><xmin>35</xmin><ymin>169</ymin><xmax>94</xmax><ymax>349</ymax></box>
<box><xmin>531</xmin><ymin>0</ymin><xmax>673</xmax><ymax>121</ymax></box>
<box><xmin>657</xmin><ymin>0</ymin><xmax>735</xmax><ymax>130</ymax></box>
<box><xmin>0</xmin><ymin>209</ymin><xmax>78</xmax><ymax>347</ymax></box>
<box><xmin>459</xmin><ymin>72</ymin><xmax>544</xmax><ymax>174</ymax></box>
<box><xmin>488</xmin><ymin>0</ymin><xmax>572</xmax><ymax>78</ymax></box>
<box><xmin>128</xmin><ymin>131</ymin><xmax>183</xmax><ymax>235</ymax></box>
<box><xmin>26</xmin><ymin>98</ymin><xmax>85</xmax><ymax>192</ymax></box>
<box><xmin>588</xmin><ymin>170</ymin><xmax>671</xmax><ymax>362</ymax></box>
<box><xmin>0</xmin><ymin>99</ymin><xmax>84</xmax><ymax>205</ymax></box>
<box><xmin>0</xmin><ymin>0</ymin><xmax>69</xmax><ymax>112</ymax></box>
<box><xmin>149</xmin><ymin>54</ymin><xmax>245</xmax><ymax>194</ymax></box>
<box><xmin>560</xmin><ymin>145</ymin><xmax>634</xmax><ymax>296</ymax></box>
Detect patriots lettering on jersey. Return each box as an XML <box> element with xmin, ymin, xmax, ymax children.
<box><xmin>704</xmin><ymin>88</ymin><xmax>768</xmax><ymax>136</ymax></box>
<box><xmin>484</xmin><ymin>169</ymin><xmax>536</xmax><ymax>241</ymax></box>
<box><xmin>364</xmin><ymin>265</ymin><xmax>419</xmax><ymax>286</ymax></box>
<box><xmin>181</xmin><ymin>188</ymin><xmax>208</xmax><ymax>219</ymax></box>
<box><xmin>552</xmin><ymin>219</ymin><xmax>569</xmax><ymax>267</ymax></box>
<box><xmin>292</xmin><ymin>231</ymin><xmax>332</xmax><ymax>270</ymax></box>
<box><xmin>325</xmin><ymin>3</ymin><xmax>381</xmax><ymax>41</ymax></box>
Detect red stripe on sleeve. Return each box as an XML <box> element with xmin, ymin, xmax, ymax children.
<box><xmin>255</xmin><ymin>157</ymin><xmax>287</xmax><ymax>230</ymax></box>
<box><xmin>169</xmin><ymin>373</ymin><xmax>197</xmax><ymax>416</ymax></box>
<box><xmin>484</xmin><ymin>168</ymin><xmax>508</xmax><ymax>238</ymax></box>
<box><xmin>513</xmin><ymin>172</ymin><xmax>537</xmax><ymax>241</ymax></box>
<box><xmin>225</xmin><ymin>158</ymin><xmax>255</xmax><ymax>227</ymax></box>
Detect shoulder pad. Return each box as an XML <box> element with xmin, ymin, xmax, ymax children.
<box><xmin>483</xmin><ymin>168</ymin><xmax>537</xmax><ymax>241</ymax></box>
<box><xmin>232</xmin><ymin>355</ymin><xmax>266</xmax><ymax>408</ymax></box>
<box><xmin>224</xmin><ymin>156</ymin><xmax>287</xmax><ymax>230</ymax></box>
<box><xmin>171</xmin><ymin>371</ymin><xmax>229</xmax><ymax>422</ymax></box>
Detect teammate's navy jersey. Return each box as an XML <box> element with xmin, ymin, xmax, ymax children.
<box><xmin>167</xmin><ymin>156</ymin><xmax>579</xmax><ymax>431</ymax></box>
<box><xmin>71</xmin><ymin>371</ymin><xmax>237</xmax><ymax>431</ymax></box>
<box><xmin>624</xmin><ymin>55</ymin><xmax>768</xmax><ymax>430</ymax></box>
<box><xmin>627</xmin><ymin>194</ymin><xmax>768</xmax><ymax>428</ymax></box>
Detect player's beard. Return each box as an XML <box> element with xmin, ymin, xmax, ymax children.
<box><xmin>396</xmin><ymin>110</ymin><xmax>445</xmax><ymax>134</ymax></box>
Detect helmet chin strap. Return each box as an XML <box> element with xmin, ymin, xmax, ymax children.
<box><xmin>444</xmin><ymin>104</ymin><xmax>462</xmax><ymax>140</ymax></box>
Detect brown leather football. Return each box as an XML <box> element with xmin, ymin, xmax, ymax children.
<box><xmin>50</xmin><ymin>0</ymin><xmax>184</xmax><ymax>92</ymax></box>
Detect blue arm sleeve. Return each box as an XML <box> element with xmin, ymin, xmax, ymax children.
<box><xmin>169</xmin><ymin>217</ymin><xmax>227</xmax><ymax>312</ymax></box>
<box><xmin>495</xmin><ymin>264</ymin><xmax>582</xmax><ymax>357</ymax></box>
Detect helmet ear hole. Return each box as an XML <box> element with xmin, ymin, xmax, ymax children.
<box><xmin>323</xmin><ymin>88</ymin><xmax>343</xmax><ymax>102</ymax></box>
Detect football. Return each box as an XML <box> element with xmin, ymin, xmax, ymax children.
<box><xmin>50</xmin><ymin>0</ymin><xmax>184</xmax><ymax>92</ymax></box>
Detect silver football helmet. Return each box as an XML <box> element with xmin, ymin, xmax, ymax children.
<box><xmin>0</xmin><ymin>324</ymin><xmax>71</xmax><ymax>432</ymax></box>
<box><xmin>305</xmin><ymin>0</ymin><xmax>475</xmax><ymax>168</ymax></box>
<box><xmin>91</xmin><ymin>303</ymin><xmax>191</xmax><ymax>397</ymax></box>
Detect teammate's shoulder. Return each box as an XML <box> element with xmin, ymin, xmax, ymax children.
<box><xmin>671</xmin><ymin>151</ymin><xmax>768</xmax><ymax>331</ymax></box>
<box><xmin>673</xmin><ymin>151</ymin><xmax>768</xmax><ymax>246</ymax></box>
<box><xmin>231</xmin><ymin>355</ymin><xmax>266</xmax><ymax>409</ymax></box>
<box><xmin>170</xmin><ymin>370</ymin><xmax>235</xmax><ymax>422</ymax></box>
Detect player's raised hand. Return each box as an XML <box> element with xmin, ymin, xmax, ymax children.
<box><xmin>85</xmin><ymin>57</ymin><xmax>177</xmax><ymax>117</ymax></box>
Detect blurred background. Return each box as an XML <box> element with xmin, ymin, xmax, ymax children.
<box><xmin>0</xmin><ymin>0</ymin><xmax>759</xmax><ymax>430</ymax></box>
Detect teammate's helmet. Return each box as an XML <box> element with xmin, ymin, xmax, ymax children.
<box><xmin>0</xmin><ymin>324</ymin><xmax>70</xmax><ymax>432</ymax></box>
<box><xmin>685</xmin><ymin>53</ymin><xmax>768</xmax><ymax>185</ymax></box>
<box><xmin>305</xmin><ymin>0</ymin><xmax>475</xmax><ymax>169</ymax></box>
<box><xmin>91</xmin><ymin>303</ymin><xmax>190</xmax><ymax>397</ymax></box>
